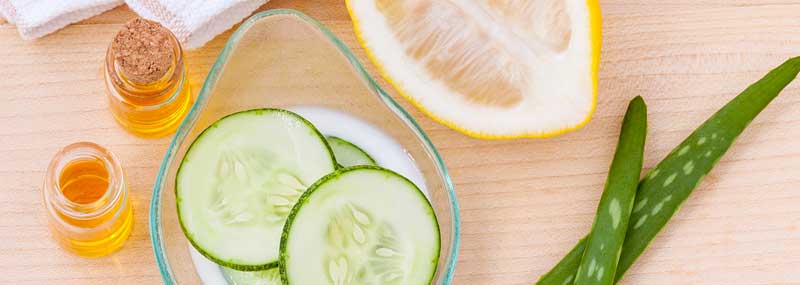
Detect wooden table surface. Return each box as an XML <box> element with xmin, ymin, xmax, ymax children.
<box><xmin>2</xmin><ymin>0</ymin><xmax>799</xmax><ymax>284</ymax></box>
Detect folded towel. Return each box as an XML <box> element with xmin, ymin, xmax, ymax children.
<box><xmin>0</xmin><ymin>0</ymin><xmax>122</xmax><ymax>39</ymax></box>
<box><xmin>0</xmin><ymin>0</ymin><xmax>267</xmax><ymax>49</ymax></box>
<box><xmin>125</xmin><ymin>0</ymin><xmax>267</xmax><ymax>49</ymax></box>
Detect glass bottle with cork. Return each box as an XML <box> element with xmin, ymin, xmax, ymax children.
<box><xmin>104</xmin><ymin>18</ymin><xmax>192</xmax><ymax>137</ymax></box>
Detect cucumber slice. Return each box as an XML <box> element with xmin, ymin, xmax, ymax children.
<box><xmin>280</xmin><ymin>166</ymin><xmax>440</xmax><ymax>284</ymax></box>
<box><xmin>326</xmin><ymin>136</ymin><xmax>376</xmax><ymax>167</ymax></box>
<box><xmin>177</xmin><ymin>109</ymin><xmax>336</xmax><ymax>270</ymax></box>
<box><xmin>222</xmin><ymin>267</ymin><xmax>280</xmax><ymax>285</ymax></box>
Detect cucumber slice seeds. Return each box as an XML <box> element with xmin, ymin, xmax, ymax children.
<box><xmin>177</xmin><ymin>109</ymin><xmax>336</xmax><ymax>270</ymax></box>
<box><xmin>177</xmin><ymin>108</ymin><xmax>441</xmax><ymax>282</ymax></box>
<box><xmin>326</xmin><ymin>136</ymin><xmax>377</xmax><ymax>167</ymax></box>
<box><xmin>219</xmin><ymin>136</ymin><xmax>379</xmax><ymax>283</ymax></box>
<box><xmin>280</xmin><ymin>166</ymin><xmax>440</xmax><ymax>285</ymax></box>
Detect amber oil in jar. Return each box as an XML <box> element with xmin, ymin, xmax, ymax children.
<box><xmin>43</xmin><ymin>142</ymin><xmax>134</xmax><ymax>257</ymax></box>
<box><xmin>105</xmin><ymin>18</ymin><xmax>192</xmax><ymax>138</ymax></box>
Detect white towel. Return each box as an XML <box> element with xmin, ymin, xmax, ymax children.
<box><xmin>0</xmin><ymin>0</ymin><xmax>267</xmax><ymax>49</ymax></box>
<box><xmin>0</xmin><ymin>0</ymin><xmax>122</xmax><ymax>39</ymax></box>
<box><xmin>125</xmin><ymin>0</ymin><xmax>267</xmax><ymax>49</ymax></box>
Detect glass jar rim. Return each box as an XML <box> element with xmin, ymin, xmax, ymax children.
<box><xmin>43</xmin><ymin>142</ymin><xmax>126</xmax><ymax>220</ymax></box>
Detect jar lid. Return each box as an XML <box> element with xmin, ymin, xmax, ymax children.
<box><xmin>111</xmin><ymin>18</ymin><xmax>176</xmax><ymax>85</ymax></box>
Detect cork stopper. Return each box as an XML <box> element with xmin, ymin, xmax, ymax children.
<box><xmin>112</xmin><ymin>18</ymin><xmax>176</xmax><ymax>85</ymax></box>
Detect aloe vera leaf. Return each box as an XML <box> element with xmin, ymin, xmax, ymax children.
<box><xmin>536</xmin><ymin>56</ymin><xmax>800</xmax><ymax>285</ymax></box>
<box><xmin>537</xmin><ymin>238</ymin><xmax>586</xmax><ymax>285</ymax></box>
<box><xmin>616</xmin><ymin>57</ymin><xmax>800</xmax><ymax>280</ymax></box>
<box><xmin>574</xmin><ymin>97</ymin><xmax>647</xmax><ymax>285</ymax></box>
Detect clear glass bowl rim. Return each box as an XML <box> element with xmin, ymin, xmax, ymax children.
<box><xmin>148</xmin><ymin>8</ymin><xmax>460</xmax><ymax>284</ymax></box>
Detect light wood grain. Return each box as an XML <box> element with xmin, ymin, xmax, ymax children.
<box><xmin>1</xmin><ymin>1</ymin><xmax>799</xmax><ymax>284</ymax></box>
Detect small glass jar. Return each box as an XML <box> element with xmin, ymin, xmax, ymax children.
<box><xmin>43</xmin><ymin>142</ymin><xmax>134</xmax><ymax>257</ymax></box>
<box><xmin>104</xmin><ymin>19</ymin><xmax>193</xmax><ymax>138</ymax></box>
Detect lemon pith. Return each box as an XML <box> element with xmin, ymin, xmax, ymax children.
<box><xmin>347</xmin><ymin>0</ymin><xmax>602</xmax><ymax>139</ymax></box>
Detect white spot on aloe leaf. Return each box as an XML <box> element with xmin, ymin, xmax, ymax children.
<box><xmin>648</xmin><ymin>169</ymin><xmax>661</xmax><ymax>180</ymax></box>
<box><xmin>683</xmin><ymin>161</ymin><xmax>695</xmax><ymax>175</ymax></box>
<box><xmin>633</xmin><ymin>198</ymin><xmax>648</xmax><ymax>213</ymax></box>
<box><xmin>634</xmin><ymin>215</ymin><xmax>648</xmax><ymax>229</ymax></box>
<box><xmin>561</xmin><ymin>275</ymin><xmax>574</xmax><ymax>285</ymax></box>
<box><xmin>712</xmin><ymin>133</ymin><xmax>718</xmax><ymax>139</ymax></box>
<box><xmin>664</xmin><ymin>195</ymin><xmax>673</xmax><ymax>202</ymax></box>
<box><xmin>588</xmin><ymin>258</ymin><xmax>597</xmax><ymax>277</ymax></box>
<box><xmin>678</xmin><ymin>145</ymin><xmax>691</xmax><ymax>156</ymax></box>
<box><xmin>697</xmin><ymin>137</ymin><xmax>707</xmax><ymax>145</ymax></box>
<box><xmin>705</xmin><ymin>150</ymin><xmax>712</xmax><ymax>157</ymax></box>
<box><xmin>596</xmin><ymin>267</ymin><xmax>605</xmax><ymax>281</ymax></box>
<box><xmin>600</xmin><ymin>243</ymin><xmax>605</xmax><ymax>251</ymax></box>
<box><xmin>663</xmin><ymin>173</ymin><xmax>678</xmax><ymax>187</ymax></box>
<box><xmin>609</xmin><ymin>199</ymin><xmax>622</xmax><ymax>229</ymax></box>
<box><xmin>651</xmin><ymin>201</ymin><xmax>665</xmax><ymax>215</ymax></box>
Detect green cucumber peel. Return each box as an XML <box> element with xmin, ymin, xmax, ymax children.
<box><xmin>574</xmin><ymin>97</ymin><xmax>647</xmax><ymax>285</ymax></box>
<box><xmin>279</xmin><ymin>165</ymin><xmax>440</xmax><ymax>285</ymax></box>
<box><xmin>222</xmin><ymin>267</ymin><xmax>281</xmax><ymax>285</ymax></box>
<box><xmin>176</xmin><ymin>108</ymin><xmax>336</xmax><ymax>271</ymax></box>
<box><xmin>326</xmin><ymin>136</ymin><xmax>377</xmax><ymax>167</ymax></box>
<box><xmin>537</xmin><ymin>56</ymin><xmax>800</xmax><ymax>285</ymax></box>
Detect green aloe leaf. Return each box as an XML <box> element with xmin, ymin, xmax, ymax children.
<box><xmin>575</xmin><ymin>97</ymin><xmax>647</xmax><ymax>285</ymax></box>
<box><xmin>537</xmin><ymin>56</ymin><xmax>800</xmax><ymax>285</ymax></box>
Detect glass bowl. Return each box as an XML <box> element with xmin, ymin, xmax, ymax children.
<box><xmin>149</xmin><ymin>9</ymin><xmax>460</xmax><ymax>284</ymax></box>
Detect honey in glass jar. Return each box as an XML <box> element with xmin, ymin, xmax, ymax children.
<box><xmin>43</xmin><ymin>142</ymin><xmax>133</xmax><ymax>257</ymax></box>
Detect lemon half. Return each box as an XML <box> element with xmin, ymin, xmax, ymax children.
<box><xmin>347</xmin><ymin>0</ymin><xmax>602</xmax><ymax>139</ymax></box>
